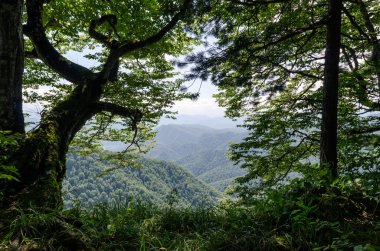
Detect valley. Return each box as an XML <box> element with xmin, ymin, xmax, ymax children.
<box><xmin>63</xmin><ymin>123</ymin><xmax>247</xmax><ymax>207</ymax></box>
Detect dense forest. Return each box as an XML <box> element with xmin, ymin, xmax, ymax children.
<box><xmin>63</xmin><ymin>153</ymin><xmax>219</xmax><ymax>208</ymax></box>
<box><xmin>148</xmin><ymin>124</ymin><xmax>247</xmax><ymax>191</ymax></box>
<box><xmin>1</xmin><ymin>0</ymin><xmax>380</xmax><ymax>250</ymax></box>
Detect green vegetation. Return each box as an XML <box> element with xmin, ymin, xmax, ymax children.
<box><xmin>1</xmin><ymin>174</ymin><xmax>379</xmax><ymax>250</ymax></box>
<box><xmin>148</xmin><ymin>124</ymin><xmax>247</xmax><ymax>191</ymax></box>
<box><xmin>1</xmin><ymin>0</ymin><xmax>380</xmax><ymax>250</ymax></box>
<box><xmin>0</xmin><ymin>132</ymin><xmax>20</xmax><ymax>183</ymax></box>
<box><xmin>63</xmin><ymin>153</ymin><xmax>220</xmax><ymax>208</ymax></box>
<box><xmin>187</xmin><ymin>0</ymin><xmax>380</xmax><ymax>196</ymax></box>
<box><xmin>0</xmin><ymin>0</ymin><xmax>196</xmax><ymax>208</ymax></box>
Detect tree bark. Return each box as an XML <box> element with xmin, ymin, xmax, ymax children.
<box><xmin>2</xmin><ymin>81</ymin><xmax>104</xmax><ymax>209</ymax></box>
<box><xmin>319</xmin><ymin>0</ymin><xmax>342</xmax><ymax>179</ymax></box>
<box><xmin>0</xmin><ymin>0</ymin><xmax>104</xmax><ymax>210</ymax></box>
<box><xmin>0</xmin><ymin>0</ymin><xmax>25</xmax><ymax>133</ymax></box>
<box><xmin>0</xmin><ymin>0</ymin><xmax>185</xmax><ymax>211</ymax></box>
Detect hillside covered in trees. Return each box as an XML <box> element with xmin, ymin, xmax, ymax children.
<box><xmin>148</xmin><ymin>124</ymin><xmax>247</xmax><ymax>191</ymax></box>
<box><xmin>63</xmin><ymin>153</ymin><xmax>220</xmax><ymax>208</ymax></box>
<box><xmin>1</xmin><ymin>0</ymin><xmax>380</xmax><ymax>250</ymax></box>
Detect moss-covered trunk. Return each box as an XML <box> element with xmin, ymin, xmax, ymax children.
<box><xmin>1</xmin><ymin>82</ymin><xmax>103</xmax><ymax>210</ymax></box>
<box><xmin>6</xmin><ymin>124</ymin><xmax>67</xmax><ymax>209</ymax></box>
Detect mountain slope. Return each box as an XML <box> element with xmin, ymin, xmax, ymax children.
<box><xmin>63</xmin><ymin>153</ymin><xmax>220</xmax><ymax>208</ymax></box>
<box><xmin>159</xmin><ymin>115</ymin><xmax>244</xmax><ymax>129</ymax></box>
<box><xmin>148</xmin><ymin>124</ymin><xmax>215</xmax><ymax>160</ymax></box>
<box><xmin>147</xmin><ymin>124</ymin><xmax>248</xmax><ymax>192</ymax></box>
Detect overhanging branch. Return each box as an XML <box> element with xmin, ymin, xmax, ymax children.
<box><xmin>229</xmin><ymin>0</ymin><xmax>288</xmax><ymax>6</ymax></box>
<box><xmin>117</xmin><ymin>0</ymin><xmax>192</xmax><ymax>56</ymax></box>
<box><xmin>227</xmin><ymin>18</ymin><xmax>327</xmax><ymax>57</ymax></box>
<box><xmin>89</xmin><ymin>14</ymin><xmax>120</xmax><ymax>49</ymax></box>
<box><xmin>24</xmin><ymin>0</ymin><xmax>96</xmax><ymax>84</ymax></box>
<box><xmin>99</xmin><ymin>0</ymin><xmax>192</xmax><ymax>80</ymax></box>
<box><xmin>345</xmin><ymin>125</ymin><xmax>380</xmax><ymax>135</ymax></box>
<box><xmin>92</xmin><ymin>102</ymin><xmax>142</xmax><ymax>126</ymax></box>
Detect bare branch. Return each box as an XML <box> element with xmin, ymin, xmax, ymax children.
<box><xmin>355</xmin><ymin>0</ymin><xmax>380</xmax><ymax>87</ymax></box>
<box><xmin>271</xmin><ymin>61</ymin><xmax>323</xmax><ymax>80</ymax></box>
<box><xmin>342</xmin><ymin>6</ymin><xmax>371</xmax><ymax>42</ymax></box>
<box><xmin>293</xmin><ymin>129</ymin><xmax>319</xmax><ymax>142</ymax></box>
<box><xmin>341</xmin><ymin>44</ymin><xmax>359</xmax><ymax>70</ymax></box>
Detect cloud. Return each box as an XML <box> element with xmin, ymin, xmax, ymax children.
<box><xmin>173</xmin><ymin>97</ymin><xmax>225</xmax><ymax>117</ymax></box>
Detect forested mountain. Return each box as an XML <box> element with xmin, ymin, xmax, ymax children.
<box><xmin>159</xmin><ymin>115</ymin><xmax>244</xmax><ymax>129</ymax></box>
<box><xmin>2</xmin><ymin>0</ymin><xmax>380</xmax><ymax>250</ymax></box>
<box><xmin>63</xmin><ymin>153</ymin><xmax>220</xmax><ymax>208</ymax></box>
<box><xmin>147</xmin><ymin>124</ymin><xmax>248</xmax><ymax>191</ymax></box>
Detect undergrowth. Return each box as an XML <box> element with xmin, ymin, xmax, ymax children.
<box><xmin>1</xmin><ymin>176</ymin><xmax>379</xmax><ymax>250</ymax></box>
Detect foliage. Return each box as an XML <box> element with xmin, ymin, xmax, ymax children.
<box><xmin>183</xmin><ymin>0</ymin><xmax>380</xmax><ymax>195</ymax></box>
<box><xmin>1</xmin><ymin>175</ymin><xmax>379</xmax><ymax>250</ymax></box>
<box><xmin>0</xmin><ymin>0</ymin><xmax>201</xmax><ymax>208</ymax></box>
<box><xmin>147</xmin><ymin>124</ymin><xmax>247</xmax><ymax>191</ymax></box>
<box><xmin>21</xmin><ymin>0</ymin><xmax>198</xmax><ymax>162</ymax></box>
<box><xmin>2</xmin><ymin>0</ymin><xmax>380</xmax><ymax>249</ymax></box>
<box><xmin>62</xmin><ymin>152</ymin><xmax>220</xmax><ymax>208</ymax></box>
<box><xmin>246</xmin><ymin>170</ymin><xmax>380</xmax><ymax>250</ymax></box>
<box><xmin>0</xmin><ymin>132</ymin><xmax>21</xmax><ymax>200</ymax></box>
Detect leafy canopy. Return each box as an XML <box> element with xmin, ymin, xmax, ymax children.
<box><xmin>23</xmin><ymin>0</ymin><xmax>197</xmax><ymax>157</ymax></box>
<box><xmin>186</xmin><ymin>0</ymin><xmax>380</xmax><ymax>196</ymax></box>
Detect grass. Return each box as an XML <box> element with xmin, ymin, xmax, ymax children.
<box><xmin>1</xmin><ymin>183</ymin><xmax>379</xmax><ymax>250</ymax></box>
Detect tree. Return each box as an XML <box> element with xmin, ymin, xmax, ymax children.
<box><xmin>319</xmin><ymin>0</ymin><xmax>342</xmax><ymax>177</ymax></box>
<box><xmin>186</xmin><ymin>0</ymin><xmax>379</xmax><ymax>193</ymax></box>
<box><xmin>0</xmin><ymin>0</ymin><xmax>194</xmax><ymax>209</ymax></box>
<box><xmin>0</xmin><ymin>0</ymin><xmax>24</xmax><ymax>134</ymax></box>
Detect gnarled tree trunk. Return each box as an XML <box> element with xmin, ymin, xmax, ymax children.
<box><xmin>0</xmin><ymin>0</ymin><xmax>102</xmax><ymax>210</ymax></box>
<box><xmin>2</xmin><ymin>81</ymin><xmax>104</xmax><ymax>209</ymax></box>
<box><xmin>0</xmin><ymin>0</ymin><xmax>188</xmax><ymax>211</ymax></box>
<box><xmin>0</xmin><ymin>0</ymin><xmax>64</xmax><ymax>210</ymax></box>
<box><xmin>0</xmin><ymin>0</ymin><xmax>25</xmax><ymax>133</ymax></box>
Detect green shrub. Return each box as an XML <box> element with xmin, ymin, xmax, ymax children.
<box><xmin>1</xmin><ymin>177</ymin><xmax>379</xmax><ymax>251</ymax></box>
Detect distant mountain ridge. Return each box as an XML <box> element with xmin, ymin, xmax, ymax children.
<box><xmin>147</xmin><ymin>124</ymin><xmax>248</xmax><ymax>191</ymax></box>
<box><xmin>91</xmin><ymin>124</ymin><xmax>248</xmax><ymax>194</ymax></box>
<box><xmin>159</xmin><ymin>115</ymin><xmax>244</xmax><ymax>129</ymax></box>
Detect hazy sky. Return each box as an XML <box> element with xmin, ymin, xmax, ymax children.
<box><xmin>175</xmin><ymin>80</ymin><xmax>225</xmax><ymax>117</ymax></box>
<box><xmin>65</xmin><ymin>50</ymin><xmax>225</xmax><ymax>118</ymax></box>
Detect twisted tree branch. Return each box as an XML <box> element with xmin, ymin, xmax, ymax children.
<box><xmin>92</xmin><ymin>102</ymin><xmax>142</xmax><ymax>126</ymax></box>
<box><xmin>89</xmin><ymin>14</ymin><xmax>120</xmax><ymax>49</ymax></box>
<box><xmin>99</xmin><ymin>0</ymin><xmax>192</xmax><ymax>80</ymax></box>
<box><xmin>24</xmin><ymin>0</ymin><xmax>95</xmax><ymax>84</ymax></box>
